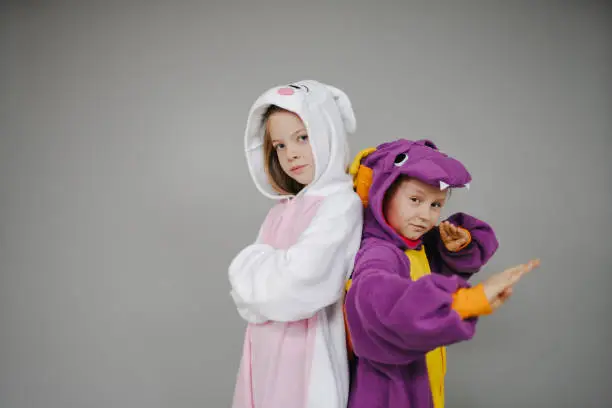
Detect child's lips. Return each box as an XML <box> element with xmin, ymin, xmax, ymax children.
<box><xmin>291</xmin><ymin>164</ymin><xmax>308</xmax><ymax>174</ymax></box>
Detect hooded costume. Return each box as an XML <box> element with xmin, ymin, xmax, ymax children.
<box><xmin>229</xmin><ymin>80</ymin><xmax>363</xmax><ymax>408</ymax></box>
<box><xmin>344</xmin><ymin>139</ymin><xmax>499</xmax><ymax>408</ymax></box>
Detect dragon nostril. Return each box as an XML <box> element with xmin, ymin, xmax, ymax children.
<box><xmin>423</xmin><ymin>141</ymin><xmax>437</xmax><ymax>149</ymax></box>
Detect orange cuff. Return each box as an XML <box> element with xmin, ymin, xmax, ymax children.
<box><xmin>451</xmin><ymin>283</ymin><xmax>492</xmax><ymax>319</ymax></box>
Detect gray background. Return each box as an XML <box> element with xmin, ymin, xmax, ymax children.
<box><xmin>1</xmin><ymin>1</ymin><xmax>610</xmax><ymax>407</ymax></box>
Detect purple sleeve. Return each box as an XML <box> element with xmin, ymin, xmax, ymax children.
<box><xmin>424</xmin><ymin>212</ymin><xmax>499</xmax><ymax>280</ymax></box>
<box><xmin>344</xmin><ymin>242</ymin><xmax>478</xmax><ymax>365</ymax></box>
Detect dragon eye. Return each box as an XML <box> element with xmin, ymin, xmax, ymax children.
<box><xmin>394</xmin><ymin>153</ymin><xmax>409</xmax><ymax>166</ymax></box>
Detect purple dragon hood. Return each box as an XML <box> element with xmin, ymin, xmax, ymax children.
<box><xmin>350</xmin><ymin>139</ymin><xmax>472</xmax><ymax>249</ymax></box>
<box><xmin>345</xmin><ymin>139</ymin><xmax>497</xmax><ymax>408</ymax></box>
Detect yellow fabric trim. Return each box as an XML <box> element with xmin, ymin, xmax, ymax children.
<box><xmin>354</xmin><ymin>166</ymin><xmax>373</xmax><ymax>207</ymax></box>
<box><xmin>344</xmin><ymin>278</ymin><xmax>354</xmax><ymax>359</ymax></box>
<box><xmin>348</xmin><ymin>147</ymin><xmax>377</xmax><ymax>176</ymax></box>
<box><xmin>348</xmin><ymin>147</ymin><xmax>376</xmax><ymax>207</ymax></box>
<box><xmin>405</xmin><ymin>246</ymin><xmax>446</xmax><ymax>408</ymax></box>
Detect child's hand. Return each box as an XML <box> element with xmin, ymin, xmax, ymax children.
<box><xmin>439</xmin><ymin>221</ymin><xmax>471</xmax><ymax>252</ymax></box>
<box><xmin>483</xmin><ymin>259</ymin><xmax>540</xmax><ymax>311</ymax></box>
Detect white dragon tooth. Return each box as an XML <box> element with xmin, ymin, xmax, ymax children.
<box><xmin>439</xmin><ymin>181</ymin><xmax>450</xmax><ymax>191</ymax></box>
<box><xmin>464</xmin><ymin>183</ymin><xmax>470</xmax><ymax>190</ymax></box>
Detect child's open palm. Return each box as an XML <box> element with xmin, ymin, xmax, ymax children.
<box><xmin>439</xmin><ymin>221</ymin><xmax>471</xmax><ymax>252</ymax></box>
<box><xmin>484</xmin><ymin>259</ymin><xmax>540</xmax><ymax>310</ymax></box>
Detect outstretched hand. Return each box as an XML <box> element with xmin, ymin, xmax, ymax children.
<box><xmin>483</xmin><ymin>259</ymin><xmax>541</xmax><ymax>311</ymax></box>
<box><xmin>439</xmin><ymin>221</ymin><xmax>471</xmax><ymax>252</ymax></box>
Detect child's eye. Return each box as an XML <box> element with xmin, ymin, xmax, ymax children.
<box><xmin>298</xmin><ymin>135</ymin><xmax>309</xmax><ymax>143</ymax></box>
<box><xmin>274</xmin><ymin>143</ymin><xmax>285</xmax><ymax>150</ymax></box>
<box><xmin>410</xmin><ymin>197</ymin><xmax>419</xmax><ymax>204</ymax></box>
<box><xmin>432</xmin><ymin>202</ymin><xmax>443</xmax><ymax>208</ymax></box>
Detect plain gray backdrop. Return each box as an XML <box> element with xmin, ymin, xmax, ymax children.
<box><xmin>1</xmin><ymin>1</ymin><xmax>611</xmax><ymax>407</ymax></box>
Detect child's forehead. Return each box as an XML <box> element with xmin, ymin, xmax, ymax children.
<box><xmin>398</xmin><ymin>177</ymin><xmax>447</xmax><ymax>197</ymax></box>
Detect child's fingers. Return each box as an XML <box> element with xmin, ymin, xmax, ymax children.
<box><xmin>490</xmin><ymin>287</ymin><xmax>514</xmax><ymax>310</ymax></box>
<box><xmin>494</xmin><ymin>266</ymin><xmax>526</xmax><ymax>289</ymax></box>
<box><xmin>441</xmin><ymin>222</ymin><xmax>452</xmax><ymax>233</ymax></box>
<box><xmin>453</xmin><ymin>231</ymin><xmax>462</xmax><ymax>241</ymax></box>
<box><xmin>453</xmin><ymin>237</ymin><xmax>464</xmax><ymax>248</ymax></box>
<box><xmin>517</xmin><ymin>259</ymin><xmax>540</xmax><ymax>277</ymax></box>
<box><xmin>485</xmin><ymin>260</ymin><xmax>539</xmax><ymax>303</ymax></box>
<box><xmin>505</xmin><ymin>259</ymin><xmax>540</xmax><ymax>286</ymax></box>
<box><xmin>490</xmin><ymin>298</ymin><xmax>502</xmax><ymax>309</ymax></box>
<box><xmin>498</xmin><ymin>289</ymin><xmax>513</xmax><ymax>306</ymax></box>
<box><xmin>439</xmin><ymin>223</ymin><xmax>449</xmax><ymax>241</ymax></box>
<box><xmin>456</xmin><ymin>226</ymin><xmax>467</xmax><ymax>241</ymax></box>
<box><xmin>528</xmin><ymin>259</ymin><xmax>541</xmax><ymax>269</ymax></box>
<box><xmin>504</xmin><ymin>272</ymin><xmax>522</xmax><ymax>287</ymax></box>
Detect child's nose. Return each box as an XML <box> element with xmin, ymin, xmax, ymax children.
<box><xmin>287</xmin><ymin>146</ymin><xmax>300</xmax><ymax>160</ymax></box>
<box><xmin>417</xmin><ymin>205</ymin><xmax>430</xmax><ymax>219</ymax></box>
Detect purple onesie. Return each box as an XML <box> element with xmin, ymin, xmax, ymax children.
<box><xmin>345</xmin><ymin>139</ymin><xmax>499</xmax><ymax>408</ymax></box>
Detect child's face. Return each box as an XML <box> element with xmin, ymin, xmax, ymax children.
<box><xmin>267</xmin><ymin>110</ymin><xmax>315</xmax><ymax>186</ymax></box>
<box><xmin>384</xmin><ymin>177</ymin><xmax>448</xmax><ymax>240</ymax></box>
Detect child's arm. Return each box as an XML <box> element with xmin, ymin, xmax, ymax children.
<box><xmin>344</xmin><ymin>242</ymin><xmax>491</xmax><ymax>365</ymax></box>
<box><xmin>424</xmin><ymin>212</ymin><xmax>499</xmax><ymax>280</ymax></box>
<box><xmin>229</xmin><ymin>191</ymin><xmax>363</xmax><ymax>323</ymax></box>
<box><xmin>232</xmin><ymin>224</ymin><xmax>269</xmax><ymax>324</ymax></box>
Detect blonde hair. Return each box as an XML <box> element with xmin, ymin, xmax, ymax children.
<box><xmin>261</xmin><ymin>105</ymin><xmax>306</xmax><ymax>195</ymax></box>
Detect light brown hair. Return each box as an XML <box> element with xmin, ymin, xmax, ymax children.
<box><xmin>261</xmin><ymin>105</ymin><xmax>306</xmax><ymax>195</ymax></box>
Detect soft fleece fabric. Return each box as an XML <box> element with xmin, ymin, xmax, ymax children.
<box><xmin>344</xmin><ymin>139</ymin><xmax>499</xmax><ymax>408</ymax></box>
<box><xmin>229</xmin><ymin>80</ymin><xmax>363</xmax><ymax>408</ymax></box>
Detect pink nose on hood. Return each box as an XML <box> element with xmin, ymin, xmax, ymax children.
<box><xmin>277</xmin><ymin>87</ymin><xmax>295</xmax><ymax>96</ymax></box>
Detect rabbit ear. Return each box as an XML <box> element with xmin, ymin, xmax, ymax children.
<box><xmin>326</xmin><ymin>84</ymin><xmax>357</xmax><ymax>134</ymax></box>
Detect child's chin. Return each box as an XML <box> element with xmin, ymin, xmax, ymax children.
<box><xmin>403</xmin><ymin>227</ymin><xmax>433</xmax><ymax>241</ymax></box>
<box><xmin>404</xmin><ymin>232</ymin><xmax>425</xmax><ymax>240</ymax></box>
<box><xmin>292</xmin><ymin>174</ymin><xmax>313</xmax><ymax>186</ymax></box>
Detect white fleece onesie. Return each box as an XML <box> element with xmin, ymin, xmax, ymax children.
<box><xmin>229</xmin><ymin>80</ymin><xmax>363</xmax><ymax>408</ymax></box>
